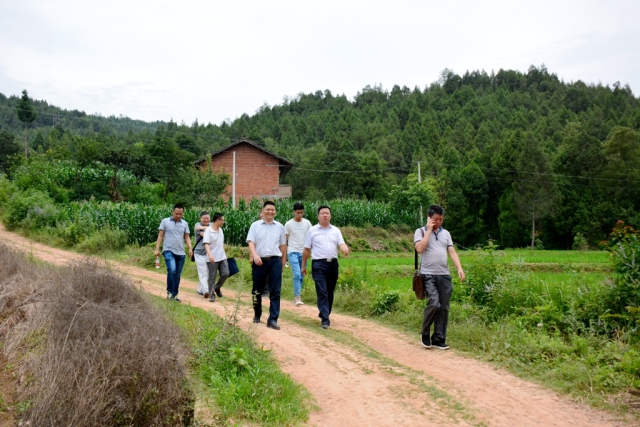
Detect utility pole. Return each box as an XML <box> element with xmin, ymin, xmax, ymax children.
<box><xmin>417</xmin><ymin>161</ymin><xmax>423</xmax><ymax>225</ymax></box>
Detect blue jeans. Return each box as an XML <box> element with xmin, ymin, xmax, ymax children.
<box><xmin>251</xmin><ymin>257</ymin><xmax>282</xmax><ymax>323</ymax></box>
<box><xmin>163</xmin><ymin>251</ymin><xmax>186</xmax><ymax>297</ymax></box>
<box><xmin>289</xmin><ymin>252</ymin><xmax>304</xmax><ymax>297</ymax></box>
<box><xmin>311</xmin><ymin>259</ymin><xmax>339</xmax><ymax>326</ymax></box>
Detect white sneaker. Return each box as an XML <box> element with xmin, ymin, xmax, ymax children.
<box><xmin>294</xmin><ymin>296</ymin><xmax>304</xmax><ymax>306</ymax></box>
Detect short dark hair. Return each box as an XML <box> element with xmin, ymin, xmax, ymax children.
<box><xmin>173</xmin><ymin>203</ymin><xmax>185</xmax><ymax>211</ymax></box>
<box><xmin>212</xmin><ymin>212</ymin><xmax>224</xmax><ymax>222</ymax></box>
<box><xmin>427</xmin><ymin>205</ymin><xmax>445</xmax><ymax>217</ymax></box>
<box><xmin>263</xmin><ymin>200</ymin><xmax>275</xmax><ymax>208</ymax></box>
<box><xmin>293</xmin><ymin>202</ymin><xmax>304</xmax><ymax>211</ymax></box>
<box><xmin>199</xmin><ymin>211</ymin><xmax>209</xmax><ymax>218</ymax></box>
<box><xmin>317</xmin><ymin>205</ymin><xmax>331</xmax><ymax>214</ymax></box>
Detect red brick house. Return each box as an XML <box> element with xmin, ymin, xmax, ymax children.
<box><xmin>195</xmin><ymin>138</ymin><xmax>293</xmax><ymax>205</ymax></box>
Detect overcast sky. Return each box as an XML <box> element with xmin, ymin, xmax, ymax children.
<box><xmin>1</xmin><ymin>0</ymin><xmax>638</xmax><ymax>126</ymax></box>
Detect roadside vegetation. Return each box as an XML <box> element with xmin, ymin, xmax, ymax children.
<box><xmin>0</xmin><ymin>243</ymin><xmax>312</xmax><ymax>426</ymax></box>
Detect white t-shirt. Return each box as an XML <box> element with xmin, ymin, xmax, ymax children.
<box><xmin>304</xmin><ymin>224</ymin><xmax>345</xmax><ymax>260</ymax></box>
<box><xmin>203</xmin><ymin>225</ymin><xmax>227</xmax><ymax>262</ymax></box>
<box><xmin>285</xmin><ymin>218</ymin><xmax>312</xmax><ymax>253</ymax></box>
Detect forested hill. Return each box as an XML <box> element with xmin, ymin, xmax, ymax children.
<box><xmin>1</xmin><ymin>65</ymin><xmax>640</xmax><ymax>249</ymax></box>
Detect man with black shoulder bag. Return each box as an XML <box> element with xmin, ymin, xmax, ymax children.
<box><xmin>414</xmin><ymin>205</ymin><xmax>465</xmax><ymax>351</ymax></box>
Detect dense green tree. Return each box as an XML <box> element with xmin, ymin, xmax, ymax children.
<box><xmin>15</xmin><ymin>90</ymin><xmax>37</xmax><ymax>157</ymax></box>
<box><xmin>0</xmin><ymin>129</ymin><xmax>20</xmax><ymax>172</ymax></box>
<box><xmin>512</xmin><ymin>133</ymin><xmax>560</xmax><ymax>249</ymax></box>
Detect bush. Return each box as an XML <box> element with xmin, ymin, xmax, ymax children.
<box><xmin>370</xmin><ymin>290</ymin><xmax>400</xmax><ymax>316</ymax></box>
<box><xmin>76</xmin><ymin>227</ymin><xmax>128</xmax><ymax>254</ymax></box>
<box><xmin>572</xmin><ymin>232</ymin><xmax>589</xmax><ymax>250</ymax></box>
<box><xmin>0</xmin><ymin>244</ymin><xmax>193</xmax><ymax>426</ymax></box>
<box><xmin>4</xmin><ymin>188</ymin><xmax>58</xmax><ymax>230</ymax></box>
<box><xmin>608</xmin><ymin>235</ymin><xmax>640</xmax><ymax>318</ymax></box>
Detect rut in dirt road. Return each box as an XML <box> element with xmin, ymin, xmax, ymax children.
<box><xmin>0</xmin><ymin>224</ymin><xmax>632</xmax><ymax>427</ymax></box>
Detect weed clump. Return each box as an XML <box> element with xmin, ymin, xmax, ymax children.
<box><xmin>0</xmin><ymin>243</ymin><xmax>193</xmax><ymax>426</ymax></box>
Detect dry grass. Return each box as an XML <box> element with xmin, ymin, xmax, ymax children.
<box><xmin>0</xmin><ymin>243</ymin><xmax>193</xmax><ymax>426</ymax></box>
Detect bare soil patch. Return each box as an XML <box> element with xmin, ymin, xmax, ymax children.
<box><xmin>0</xmin><ymin>224</ymin><xmax>633</xmax><ymax>426</ymax></box>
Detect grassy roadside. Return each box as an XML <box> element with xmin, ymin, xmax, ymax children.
<box><xmin>157</xmin><ymin>298</ymin><xmax>314</xmax><ymax>426</ymax></box>
<box><xmin>0</xmin><ymin>230</ymin><xmax>313</xmax><ymax>426</ymax></box>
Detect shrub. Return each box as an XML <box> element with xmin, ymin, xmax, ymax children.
<box><xmin>608</xmin><ymin>235</ymin><xmax>640</xmax><ymax>318</ymax></box>
<box><xmin>572</xmin><ymin>232</ymin><xmax>589</xmax><ymax>250</ymax></box>
<box><xmin>0</xmin><ymin>244</ymin><xmax>193</xmax><ymax>426</ymax></box>
<box><xmin>76</xmin><ymin>227</ymin><xmax>128</xmax><ymax>254</ymax></box>
<box><xmin>4</xmin><ymin>188</ymin><xmax>58</xmax><ymax>230</ymax></box>
<box><xmin>460</xmin><ymin>243</ymin><xmax>508</xmax><ymax>306</ymax></box>
<box><xmin>370</xmin><ymin>290</ymin><xmax>400</xmax><ymax>316</ymax></box>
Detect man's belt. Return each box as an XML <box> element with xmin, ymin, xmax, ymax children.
<box><xmin>313</xmin><ymin>258</ymin><xmax>337</xmax><ymax>262</ymax></box>
<box><xmin>260</xmin><ymin>256</ymin><xmax>278</xmax><ymax>261</ymax></box>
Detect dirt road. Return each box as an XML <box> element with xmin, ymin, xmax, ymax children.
<box><xmin>0</xmin><ymin>225</ymin><xmax>630</xmax><ymax>426</ymax></box>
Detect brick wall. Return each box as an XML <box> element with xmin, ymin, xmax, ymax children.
<box><xmin>204</xmin><ymin>142</ymin><xmax>281</xmax><ymax>202</ymax></box>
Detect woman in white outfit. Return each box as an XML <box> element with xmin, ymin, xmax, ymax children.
<box><xmin>193</xmin><ymin>211</ymin><xmax>211</xmax><ymax>298</ymax></box>
<box><xmin>203</xmin><ymin>212</ymin><xmax>229</xmax><ymax>302</ymax></box>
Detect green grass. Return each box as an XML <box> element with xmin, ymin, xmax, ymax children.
<box><xmin>157</xmin><ymin>297</ymin><xmax>314</xmax><ymax>426</ymax></box>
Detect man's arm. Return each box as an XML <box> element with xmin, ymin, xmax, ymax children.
<box><xmin>204</xmin><ymin>243</ymin><xmax>214</xmax><ymax>262</ymax></box>
<box><xmin>301</xmin><ymin>248</ymin><xmax>311</xmax><ymax>276</ymax></box>
<box><xmin>448</xmin><ymin>246</ymin><xmax>465</xmax><ymax>281</ymax></box>
<box><xmin>280</xmin><ymin>244</ymin><xmax>287</xmax><ymax>271</ymax></box>
<box><xmin>248</xmin><ymin>241</ymin><xmax>262</xmax><ymax>266</ymax></box>
<box><xmin>415</xmin><ymin>218</ymin><xmax>435</xmax><ymax>253</ymax></box>
<box><xmin>154</xmin><ymin>230</ymin><xmax>165</xmax><ymax>257</ymax></box>
<box><xmin>185</xmin><ymin>233</ymin><xmax>193</xmax><ymax>259</ymax></box>
<box><xmin>339</xmin><ymin>243</ymin><xmax>349</xmax><ymax>257</ymax></box>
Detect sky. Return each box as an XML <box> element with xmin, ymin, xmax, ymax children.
<box><xmin>1</xmin><ymin>0</ymin><xmax>638</xmax><ymax>126</ymax></box>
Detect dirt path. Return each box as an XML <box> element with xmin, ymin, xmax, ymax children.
<box><xmin>0</xmin><ymin>225</ymin><xmax>631</xmax><ymax>427</ymax></box>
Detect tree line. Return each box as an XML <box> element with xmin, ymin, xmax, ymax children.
<box><xmin>1</xmin><ymin>65</ymin><xmax>639</xmax><ymax>249</ymax></box>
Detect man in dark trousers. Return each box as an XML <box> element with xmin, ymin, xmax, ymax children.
<box><xmin>302</xmin><ymin>205</ymin><xmax>349</xmax><ymax>329</ymax></box>
<box><xmin>246</xmin><ymin>201</ymin><xmax>287</xmax><ymax>330</ymax></box>
<box><xmin>414</xmin><ymin>205</ymin><xmax>465</xmax><ymax>350</ymax></box>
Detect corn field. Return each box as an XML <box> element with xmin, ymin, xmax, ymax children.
<box><xmin>61</xmin><ymin>199</ymin><xmax>414</xmax><ymax>246</ymax></box>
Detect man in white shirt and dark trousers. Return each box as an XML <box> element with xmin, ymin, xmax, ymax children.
<box><xmin>302</xmin><ymin>205</ymin><xmax>349</xmax><ymax>329</ymax></box>
<box><xmin>284</xmin><ymin>202</ymin><xmax>312</xmax><ymax>306</ymax></box>
<box><xmin>414</xmin><ymin>205</ymin><xmax>465</xmax><ymax>350</ymax></box>
<box><xmin>246</xmin><ymin>201</ymin><xmax>287</xmax><ymax>330</ymax></box>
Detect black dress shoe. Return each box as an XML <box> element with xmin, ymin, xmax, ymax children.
<box><xmin>253</xmin><ymin>316</ymin><xmax>260</xmax><ymax>323</ymax></box>
<box><xmin>266</xmin><ymin>321</ymin><xmax>281</xmax><ymax>330</ymax></box>
<box><xmin>215</xmin><ymin>287</ymin><xmax>223</xmax><ymax>298</ymax></box>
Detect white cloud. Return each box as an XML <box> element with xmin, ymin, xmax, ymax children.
<box><xmin>1</xmin><ymin>0</ymin><xmax>639</xmax><ymax>123</ymax></box>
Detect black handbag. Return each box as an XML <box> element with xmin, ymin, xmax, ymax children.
<box><xmin>227</xmin><ymin>257</ymin><xmax>239</xmax><ymax>276</ymax></box>
<box><xmin>413</xmin><ymin>229</ymin><xmax>425</xmax><ymax>300</ymax></box>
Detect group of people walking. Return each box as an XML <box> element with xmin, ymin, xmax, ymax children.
<box><xmin>154</xmin><ymin>201</ymin><xmax>350</xmax><ymax>330</ymax></box>
<box><xmin>155</xmin><ymin>202</ymin><xmax>464</xmax><ymax>349</ymax></box>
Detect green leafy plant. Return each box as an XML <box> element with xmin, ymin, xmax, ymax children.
<box><xmin>370</xmin><ymin>290</ymin><xmax>400</xmax><ymax>316</ymax></box>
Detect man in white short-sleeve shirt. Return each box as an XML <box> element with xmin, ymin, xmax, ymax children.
<box><xmin>414</xmin><ymin>205</ymin><xmax>465</xmax><ymax>350</ymax></box>
<box><xmin>246</xmin><ymin>201</ymin><xmax>287</xmax><ymax>330</ymax></box>
<box><xmin>302</xmin><ymin>205</ymin><xmax>349</xmax><ymax>329</ymax></box>
<box><xmin>284</xmin><ymin>202</ymin><xmax>312</xmax><ymax>306</ymax></box>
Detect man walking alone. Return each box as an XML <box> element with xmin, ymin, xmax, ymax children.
<box><xmin>414</xmin><ymin>205</ymin><xmax>465</xmax><ymax>350</ymax></box>
<box><xmin>154</xmin><ymin>204</ymin><xmax>193</xmax><ymax>302</ymax></box>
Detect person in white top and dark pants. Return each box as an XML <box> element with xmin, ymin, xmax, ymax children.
<box><xmin>302</xmin><ymin>205</ymin><xmax>349</xmax><ymax>329</ymax></box>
